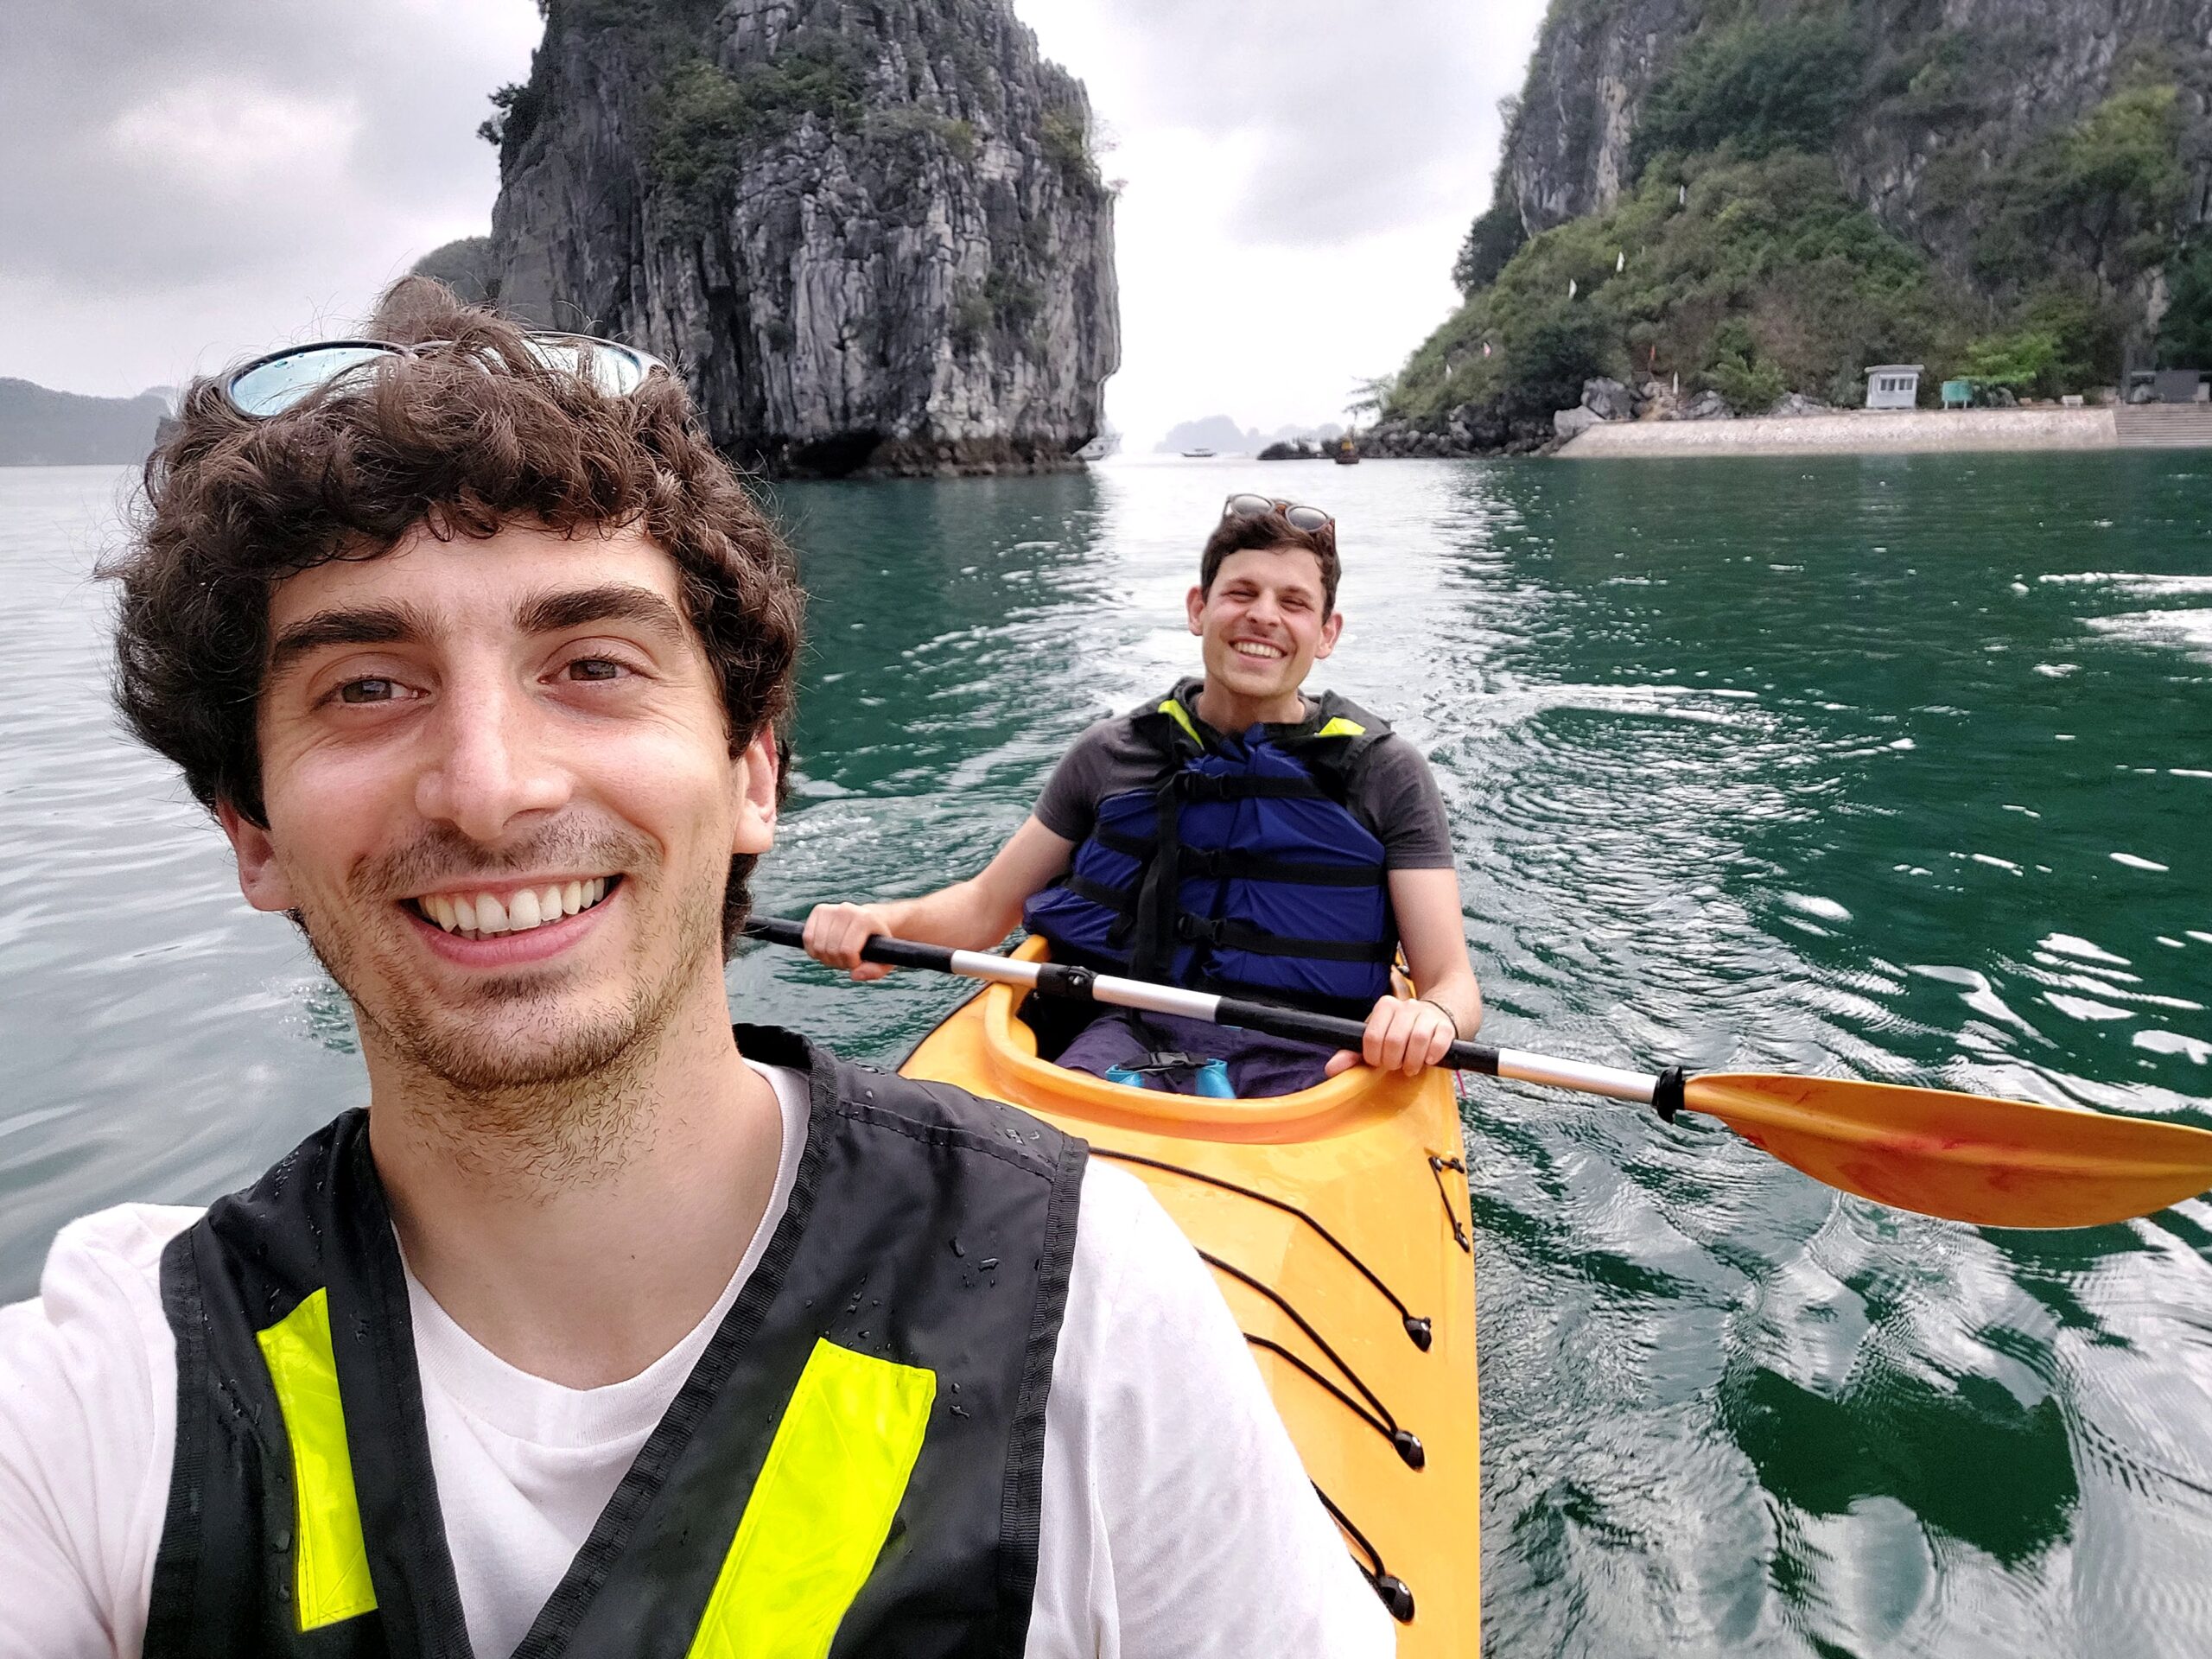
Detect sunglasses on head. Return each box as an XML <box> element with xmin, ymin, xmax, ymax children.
<box><xmin>1222</xmin><ymin>493</ymin><xmax>1334</xmax><ymax>536</ymax></box>
<box><xmin>220</xmin><ymin>333</ymin><xmax>670</xmax><ymax>419</ymax></box>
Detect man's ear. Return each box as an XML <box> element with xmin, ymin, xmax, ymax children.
<box><xmin>215</xmin><ymin>802</ymin><xmax>299</xmax><ymax>912</ymax></box>
<box><xmin>1313</xmin><ymin>608</ymin><xmax>1345</xmax><ymax>660</ymax></box>
<box><xmin>1185</xmin><ymin>583</ymin><xmax>1208</xmax><ymax>636</ymax></box>
<box><xmin>731</xmin><ymin>728</ymin><xmax>779</xmax><ymax>856</ymax></box>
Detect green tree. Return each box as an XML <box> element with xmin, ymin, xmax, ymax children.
<box><xmin>1973</xmin><ymin>84</ymin><xmax>2186</xmax><ymax>288</ymax></box>
<box><xmin>1630</xmin><ymin>15</ymin><xmax>1868</xmax><ymax>175</ymax></box>
<box><xmin>1454</xmin><ymin>201</ymin><xmax>1527</xmax><ymax>295</ymax></box>
<box><xmin>1503</xmin><ymin>313</ymin><xmax>1611</xmax><ymax>418</ymax></box>
<box><xmin>1703</xmin><ymin>319</ymin><xmax>1787</xmax><ymax>411</ymax></box>
<box><xmin>2159</xmin><ymin>239</ymin><xmax>2212</xmax><ymax>368</ymax></box>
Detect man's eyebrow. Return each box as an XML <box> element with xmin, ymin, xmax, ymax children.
<box><xmin>267</xmin><ymin>604</ymin><xmax>427</xmax><ymax>677</ymax></box>
<box><xmin>515</xmin><ymin>584</ymin><xmax>690</xmax><ymax>645</ymax></box>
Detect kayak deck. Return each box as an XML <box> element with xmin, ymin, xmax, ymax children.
<box><xmin>899</xmin><ymin>938</ymin><xmax>1479</xmax><ymax>1654</ymax></box>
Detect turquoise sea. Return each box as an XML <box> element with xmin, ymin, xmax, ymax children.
<box><xmin>3</xmin><ymin>452</ymin><xmax>2209</xmax><ymax>1655</ymax></box>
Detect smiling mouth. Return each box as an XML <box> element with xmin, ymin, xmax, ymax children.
<box><xmin>1230</xmin><ymin>640</ymin><xmax>1285</xmax><ymax>659</ymax></box>
<box><xmin>406</xmin><ymin>876</ymin><xmax>621</xmax><ymax>941</ymax></box>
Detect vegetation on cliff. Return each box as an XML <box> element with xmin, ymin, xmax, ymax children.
<box><xmin>1395</xmin><ymin>0</ymin><xmax>2212</xmax><ymax>432</ymax></box>
<box><xmin>1398</xmin><ymin>150</ymin><xmax>1961</xmax><ymax>423</ymax></box>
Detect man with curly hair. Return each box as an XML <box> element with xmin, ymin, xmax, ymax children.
<box><xmin>0</xmin><ymin>281</ymin><xmax>1391</xmax><ymax>1656</ymax></box>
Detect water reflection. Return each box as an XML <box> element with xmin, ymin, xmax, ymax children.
<box><xmin>5</xmin><ymin>454</ymin><xmax>2212</xmax><ymax>1656</ymax></box>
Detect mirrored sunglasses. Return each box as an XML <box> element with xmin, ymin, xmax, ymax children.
<box><xmin>222</xmin><ymin>333</ymin><xmax>669</xmax><ymax>418</ymax></box>
<box><xmin>1223</xmin><ymin>493</ymin><xmax>1334</xmax><ymax>536</ymax></box>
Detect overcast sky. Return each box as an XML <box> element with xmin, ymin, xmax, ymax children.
<box><xmin>0</xmin><ymin>0</ymin><xmax>1544</xmax><ymax>447</ymax></box>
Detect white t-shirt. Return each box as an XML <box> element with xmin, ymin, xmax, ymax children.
<box><xmin>0</xmin><ymin>1062</ymin><xmax>1391</xmax><ymax>1658</ymax></box>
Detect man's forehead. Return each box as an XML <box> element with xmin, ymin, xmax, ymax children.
<box><xmin>265</xmin><ymin>520</ymin><xmax>684</xmax><ymax>629</ymax></box>
<box><xmin>1214</xmin><ymin>545</ymin><xmax>1325</xmax><ymax>590</ymax></box>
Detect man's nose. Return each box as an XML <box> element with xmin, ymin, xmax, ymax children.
<box><xmin>414</xmin><ymin>677</ymin><xmax>572</xmax><ymax>842</ymax></box>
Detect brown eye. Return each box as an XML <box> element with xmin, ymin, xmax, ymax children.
<box><xmin>567</xmin><ymin>658</ymin><xmax>622</xmax><ymax>681</ymax></box>
<box><xmin>339</xmin><ymin>678</ymin><xmax>395</xmax><ymax>703</ymax></box>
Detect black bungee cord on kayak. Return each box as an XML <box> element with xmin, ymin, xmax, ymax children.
<box><xmin>1087</xmin><ymin>1146</ymin><xmax>1433</xmax><ymax>1349</ymax></box>
<box><xmin>1427</xmin><ymin>1154</ymin><xmax>1473</xmax><ymax>1254</ymax></box>
<box><xmin>1312</xmin><ymin>1481</ymin><xmax>1416</xmax><ymax>1624</ymax></box>
<box><xmin>1198</xmin><ymin>1249</ymin><xmax>1424</xmax><ymax>1471</ymax></box>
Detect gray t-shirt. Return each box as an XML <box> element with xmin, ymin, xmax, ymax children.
<box><xmin>1033</xmin><ymin>696</ymin><xmax>1455</xmax><ymax>869</ymax></box>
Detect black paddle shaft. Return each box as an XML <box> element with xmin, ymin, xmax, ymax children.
<box><xmin>742</xmin><ymin>916</ymin><xmax>1503</xmax><ymax>1075</ymax></box>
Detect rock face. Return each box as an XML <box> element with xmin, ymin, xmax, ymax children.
<box><xmin>486</xmin><ymin>0</ymin><xmax>1119</xmax><ymax>476</ymax></box>
<box><xmin>1494</xmin><ymin>0</ymin><xmax>2212</xmax><ymax>301</ymax></box>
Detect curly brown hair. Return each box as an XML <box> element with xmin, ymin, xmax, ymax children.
<box><xmin>104</xmin><ymin>276</ymin><xmax>804</xmax><ymax>951</ymax></box>
<box><xmin>1198</xmin><ymin>505</ymin><xmax>1340</xmax><ymax>614</ymax></box>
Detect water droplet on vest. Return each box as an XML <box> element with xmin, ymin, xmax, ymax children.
<box><xmin>980</xmin><ymin>1258</ymin><xmax>999</xmax><ymax>1270</ymax></box>
<box><xmin>950</xmin><ymin>1236</ymin><xmax>965</xmax><ymax>1257</ymax></box>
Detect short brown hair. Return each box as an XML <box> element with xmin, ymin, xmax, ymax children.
<box><xmin>105</xmin><ymin>276</ymin><xmax>804</xmax><ymax>950</ymax></box>
<box><xmin>1198</xmin><ymin>506</ymin><xmax>1340</xmax><ymax>613</ymax></box>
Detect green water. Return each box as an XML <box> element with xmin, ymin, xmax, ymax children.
<box><xmin>3</xmin><ymin>454</ymin><xmax>2209</xmax><ymax>1654</ymax></box>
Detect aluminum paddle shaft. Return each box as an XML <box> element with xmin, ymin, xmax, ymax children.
<box><xmin>744</xmin><ymin>916</ymin><xmax>1680</xmax><ymax>1104</ymax></box>
<box><xmin>744</xmin><ymin>917</ymin><xmax>2212</xmax><ymax>1230</ymax></box>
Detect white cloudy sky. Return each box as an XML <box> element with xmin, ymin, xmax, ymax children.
<box><xmin>0</xmin><ymin>0</ymin><xmax>1545</xmax><ymax>448</ymax></box>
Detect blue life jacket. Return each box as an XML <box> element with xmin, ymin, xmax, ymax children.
<box><xmin>1023</xmin><ymin>683</ymin><xmax>1398</xmax><ymax>1020</ymax></box>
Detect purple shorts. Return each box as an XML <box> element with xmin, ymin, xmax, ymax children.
<box><xmin>1055</xmin><ymin>1008</ymin><xmax>1340</xmax><ymax>1098</ymax></box>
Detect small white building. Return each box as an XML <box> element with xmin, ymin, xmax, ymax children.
<box><xmin>1865</xmin><ymin>365</ymin><xmax>1923</xmax><ymax>410</ymax></box>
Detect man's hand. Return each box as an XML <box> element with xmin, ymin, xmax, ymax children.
<box><xmin>804</xmin><ymin>902</ymin><xmax>898</xmax><ymax>981</ymax></box>
<box><xmin>1325</xmin><ymin>995</ymin><xmax>1458</xmax><ymax>1078</ymax></box>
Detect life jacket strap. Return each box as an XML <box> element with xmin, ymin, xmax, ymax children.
<box><xmin>1173</xmin><ymin>913</ymin><xmax>1398</xmax><ymax>964</ymax></box>
<box><xmin>1168</xmin><ymin>772</ymin><xmax>1328</xmax><ymax>804</ymax></box>
<box><xmin>1094</xmin><ymin>828</ymin><xmax>1384</xmax><ymax>888</ymax></box>
<box><xmin>1064</xmin><ymin>873</ymin><xmax>1137</xmax><ymax>916</ymax></box>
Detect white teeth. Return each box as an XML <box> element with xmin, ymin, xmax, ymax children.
<box><xmin>424</xmin><ymin>878</ymin><xmax>613</xmax><ymax>941</ymax></box>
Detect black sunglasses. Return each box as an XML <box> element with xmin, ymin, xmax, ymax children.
<box><xmin>1223</xmin><ymin>493</ymin><xmax>1334</xmax><ymax>536</ymax></box>
<box><xmin>221</xmin><ymin>333</ymin><xmax>669</xmax><ymax>418</ymax></box>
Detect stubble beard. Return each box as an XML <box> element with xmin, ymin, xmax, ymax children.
<box><xmin>291</xmin><ymin>822</ymin><xmax>728</xmax><ymax>1184</ymax></box>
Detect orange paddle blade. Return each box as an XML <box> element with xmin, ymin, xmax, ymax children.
<box><xmin>1684</xmin><ymin>1072</ymin><xmax>2212</xmax><ymax>1229</ymax></box>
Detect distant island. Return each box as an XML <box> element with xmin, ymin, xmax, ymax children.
<box><xmin>1155</xmin><ymin>416</ymin><xmax>1344</xmax><ymax>456</ymax></box>
<box><xmin>0</xmin><ymin>379</ymin><xmax>169</xmax><ymax>467</ymax></box>
<box><xmin>1367</xmin><ymin>0</ymin><xmax>2212</xmax><ymax>457</ymax></box>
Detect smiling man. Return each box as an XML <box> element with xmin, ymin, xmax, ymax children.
<box><xmin>0</xmin><ymin>283</ymin><xmax>1392</xmax><ymax>1656</ymax></box>
<box><xmin>806</xmin><ymin>496</ymin><xmax>1482</xmax><ymax>1095</ymax></box>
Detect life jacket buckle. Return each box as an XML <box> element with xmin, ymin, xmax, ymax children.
<box><xmin>1175</xmin><ymin>914</ymin><xmax>1228</xmax><ymax>947</ymax></box>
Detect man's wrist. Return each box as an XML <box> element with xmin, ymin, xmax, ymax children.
<box><xmin>1416</xmin><ymin>995</ymin><xmax>1460</xmax><ymax>1038</ymax></box>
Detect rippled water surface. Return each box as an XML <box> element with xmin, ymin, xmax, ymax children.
<box><xmin>5</xmin><ymin>454</ymin><xmax>2210</xmax><ymax>1655</ymax></box>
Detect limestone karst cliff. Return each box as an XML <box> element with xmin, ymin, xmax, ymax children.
<box><xmin>479</xmin><ymin>0</ymin><xmax>1119</xmax><ymax>477</ymax></box>
<box><xmin>1385</xmin><ymin>0</ymin><xmax>2212</xmax><ymax>448</ymax></box>
<box><xmin>1495</xmin><ymin>0</ymin><xmax>2212</xmax><ymax>300</ymax></box>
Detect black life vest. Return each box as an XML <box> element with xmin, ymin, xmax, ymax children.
<box><xmin>1023</xmin><ymin>682</ymin><xmax>1399</xmax><ymax>1020</ymax></box>
<box><xmin>143</xmin><ymin>1027</ymin><xmax>1086</xmax><ymax>1658</ymax></box>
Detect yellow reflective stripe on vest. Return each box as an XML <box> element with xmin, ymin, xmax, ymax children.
<box><xmin>256</xmin><ymin>1287</ymin><xmax>377</xmax><ymax>1630</ymax></box>
<box><xmin>1314</xmin><ymin>715</ymin><xmax>1366</xmax><ymax>738</ymax></box>
<box><xmin>1159</xmin><ymin>698</ymin><xmax>1201</xmax><ymax>746</ymax></box>
<box><xmin>688</xmin><ymin>1338</ymin><xmax>936</xmax><ymax>1659</ymax></box>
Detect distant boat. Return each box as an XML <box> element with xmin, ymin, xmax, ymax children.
<box><xmin>1077</xmin><ymin>429</ymin><xmax>1121</xmax><ymax>461</ymax></box>
<box><xmin>1333</xmin><ymin>438</ymin><xmax>1360</xmax><ymax>466</ymax></box>
<box><xmin>1180</xmin><ymin>447</ymin><xmax>1217</xmax><ymax>458</ymax></box>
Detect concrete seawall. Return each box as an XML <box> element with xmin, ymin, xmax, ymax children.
<box><xmin>1558</xmin><ymin>407</ymin><xmax>2118</xmax><ymax>459</ymax></box>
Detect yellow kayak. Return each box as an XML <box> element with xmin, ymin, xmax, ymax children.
<box><xmin>901</xmin><ymin>938</ymin><xmax>1479</xmax><ymax>1654</ymax></box>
